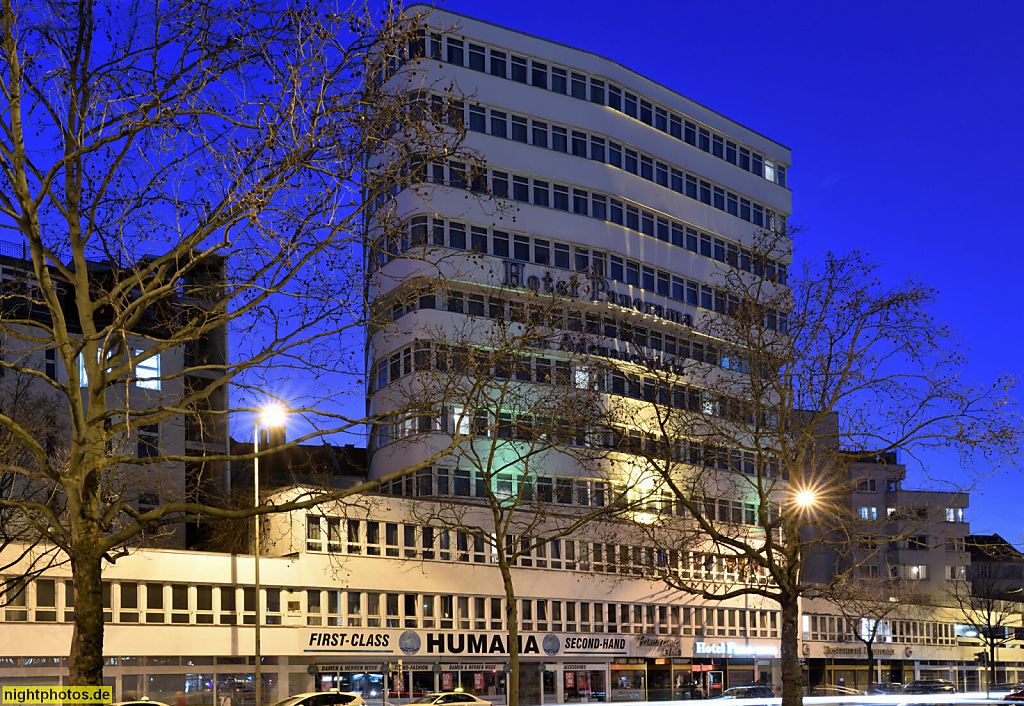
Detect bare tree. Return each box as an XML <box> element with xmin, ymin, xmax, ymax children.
<box><xmin>821</xmin><ymin>575</ymin><xmax>920</xmax><ymax>688</ymax></box>
<box><xmin>949</xmin><ymin>554</ymin><xmax>1024</xmax><ymax>691</ymax></box>
<box><xmin>0</xmin><ymin>0</ymin><xmax>477</xmax><ymax>686</ymax></box>
<box><xmin>606</xmin><ymin>232</ymin><xmax>1021</xmax><ymax>706</ymax></box>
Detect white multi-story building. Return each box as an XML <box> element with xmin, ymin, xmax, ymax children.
<box><xmin>362</xmin><ymin>4</ymin><xmax>794</xmax><ymax>701</ymax></box>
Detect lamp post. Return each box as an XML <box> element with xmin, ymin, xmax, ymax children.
<box><xmin>254</xmin><ymin>404</ymin><xmax>286</xmax><ymax>706</ymax></box>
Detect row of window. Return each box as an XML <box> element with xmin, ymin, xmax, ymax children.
<box><xmin>452</xmin><ymin>95</ymin><xmax>787</xmax><ymax>235</ymax></box>
<box><xmin>375</xmin><ymin>467</ymin><xmax>779</xmax><ymax>525</ymax></box>
<box><xmin>372</xmin><ymin>339</ymin><xmax>783</xmax><ymax>437</ymax></box>
<box><xmin>304</xmin><ymin>515</ymin><xmax>777</xmax><ymax>586</ymax></box>
<box><xmin>383</xmin><ymin>154</ymin><xmax>788</xmax><ymax>254</ymax></box>
<box><xmin>403</xmin><ymin>213</ymin><xmax>786</xmax><ymax>285</ymax></box>
<box><xmin>374</xmin><ymin>409</ymin><xmax>786</xmax><ymax>483</ymax></box>
<box><xmin>379</xmin><ymin>281</ymin><xmax>782</xmax><ymax>375</ymax></box>
<box><xmin>390</xmin><ymin>214</ymin><xmax>788</xmax><ymax>304</ymax></box>
<box><xmin>309</xmin><ymin>581</ymin><xmax>779</xmax><ymax>638</ymax></box>
<box><xmin>2</xmin><ymin>574</ymin><xmax>779</xmax><ymax>638</ymax></box>
<box><xmin>802</xmin><ymin>613</ymin><xmax>957</xmax><ymax>646</ymax></box>
<box><xmin>410</xmin><ymin>31</ymin><xmax>788</xmax><ymax>186</ymax></box>
<box><xmin>2</xmin><ymin>578</ymin><xmax>260</xmax><ymax>625</ymax></box>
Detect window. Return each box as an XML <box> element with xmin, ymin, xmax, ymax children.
<box><xmin>531</xmin><ymin>61</ymin><xmax>547</xmax><ymax>89</ymax></box>
<box><xmin>146</xmin><ymin>583</ymin><xmax>164</xmax><ymax>623</ymax></box>
<box><xmin>135</xmin><ymin>351</ymin><xmax>161</xmax><ymax>390</ymax></box>
<box><xmin>36</xmin><ymin>579</ymin><xmax>57</xmax><ymax>622</ymax></box>
<box><xmin>532</xmin><ymin>120</ymin><xmax>548</xmax><ymax>148</ymax></box>
<box><xmin>44</xmin><ymin>348</ymin><xmax>57</xmax><ymax>380</ymax></box>
<box><xmin>511</xmin><ymin>56</ymin><xmax>527</xmax><ymax>83</ymax></box>
<box><xmin>220</xmin><ymin>587</ymin><xmax>236</xmax><ymax>624</ymax></box>
<box><xmin>307</xmin><ymin>516</ymin><xmax>322</xmax><ymax>552</ymax></box>
<box><xmin>945</xmin><ymin>508</ymin><xmax>964</xmax><ymax>522</ymax></box>
<box><xmin>196</xmin><ymin>585</ymin><xmax>213</xmax><ymax>624</ymax></box>
<box><xmin>490</xmin><ymin>51</ymin><xmax>506</xmax><ymax>78</ymax></box>
<box><xmin>858</xmin><ymin>506</ymin><xmax>877</xmax><ymax>520</ymax></box>
<box><xmin>552</xmin><ymin>127</ymin><xmax>567</xmax><ymax>153</ymax></box>
<box><xmin>171</xmin><ymin>584</ymin><xmax>189</xmax><ymax>624</ymax></box>
<box><xmin>946</xmin><ymin>565</ymin><xmax>967</xmax><ymax>580</ymax></box>
<box><xmin>551</xmin><ymin>67</ymin><xmax>567</xmax><ymax>94</ymax></box>
<box><xmin>571</xmin><ymin>72</ymin><xmax>586</xmax><ymax>99</ymax></box>
<box><xmin>468</xmin><ymin>44</ymin><xmax>485</xmax><ymax>72</ymax></box>
<box><xmin>445</xmin><ymin>37</ymin><xmax>463</xmax><ymax>66</ymax></box>
<box><xmin>138</xmin><ymin>424</ymin><xmax>159</xmax><ymax>458</ymax></box>
<box><xmin>468</xmin><ymin>105</ymin><xmax>485</xmax><ymax>133</ymax></box>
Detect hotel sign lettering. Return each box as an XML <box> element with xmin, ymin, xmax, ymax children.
<box><xmin>694</xmin><ymin>642</ymin><xmax>779</xmax><ymax>657</ymax></box>
<box><xmin>502</xmin><ymin>261</ymin><xmax>693</xmax><ymax>328</ymax></box>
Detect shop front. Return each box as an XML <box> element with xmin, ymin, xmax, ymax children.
<box><xmin>304</xmin><ymin>629</ymin><xmax>781</xmax><ymax>704</ymax></box>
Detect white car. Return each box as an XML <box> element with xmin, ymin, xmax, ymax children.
<box><xmin>411</xmin><ymin>693</ymin><xmax>493</xmax><ymax>706</ymax></box>
<box><xmin>270</xmin><ymin>693</ymin><xmax>364</xmax><ymax>706</ymax></box>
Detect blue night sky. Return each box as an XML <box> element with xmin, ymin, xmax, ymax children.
<box><xmin>424</xmin><ymin>0</ymin><xmax>1024</xmax><ymax>542</ymax></box>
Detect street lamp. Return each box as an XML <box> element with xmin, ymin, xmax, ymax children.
<box><xmin>794</xmin><ymin>489</ymin><xmax>818</xmax><ymax>509</ymax></box>
<box><xmin>254</xmin><ymin>403</ymin><xmax>286</xmax><ymax>706</ymax></box>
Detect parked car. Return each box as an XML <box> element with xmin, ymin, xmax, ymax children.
<box><xmin>866</xmin><ymin>682</ymin><xmax>904</xmax><ymax>694</ymax></box>
<box><xmin>902</xmin><ymin>679</ymin><xmax>956</xmax><ymax>694</ymax></box>
<box><xmin>411</xmin><ymin>694</ymin><xmax>493</xmax><ymax>706</ymax></box>
<box><xmin>1004</xmin><ymin>689</ymin><xmax>1024</xmax><ymax>701</ymax></box>
<box><xmin>716</xmin><ymin>685</ymin><xmax>776</xmax><ymax>699</ymax></box>
<box><xmin>270</xmin><ymin>692</ymin><xmax>364</xmax><ymax>706</ymax></box>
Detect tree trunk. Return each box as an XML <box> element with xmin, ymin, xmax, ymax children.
<box><xmin>779</xmin><ymin>594</ymin><xmax>804</xmax><ymax>706</ymax></box>
<box><xmin>990</xmin><ymin>642</ymin><xmax>997</xmax><ymax>694</ymax></box>
<box><xmin>866</xmin><ymin>644</ymin><xmax>874</xmax><ymax>688</ymax></box>
<box><xmin>68</xmin><ymin>547</ymin><xmax>105</xmax><ymax>685</ymax></box>
<box><xmin>499</xmin><ymin>558</ymin><xmax>519</xmax><ymax>706</ymax></box>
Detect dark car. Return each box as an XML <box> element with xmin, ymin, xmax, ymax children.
<box><xmin>1004</xmin><ymin>689</ymin><xmax>1024</xmax><ymax>701</ymax></box>
<box><xmin>902</xmin><ymin>679</ymin><xmax>956</xmax><ymax>694</ymax></box>
<box><xmin>866</xmin><ymin>683</ymin><xmax>904</xmax><ymax>694</ymax></box>
<box><xmin>716</xmin><ymin>686</ymin><xmax>776</xmax><ymax>699</ymax></box>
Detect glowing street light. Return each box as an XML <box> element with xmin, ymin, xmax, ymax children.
<box><xmin>794</xmin><ymin>489</ymin><xmax>818</xmax><ymax>509</ymax></box>
<box><xmin>254</xmin><ymin>403</ymin><xmax>287</xmax><ymax>706</ymax></box>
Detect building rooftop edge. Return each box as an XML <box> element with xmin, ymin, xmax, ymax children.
<box><xmin>404</xmin><ymin>3</ymin><xmax>792</xmax><ymax>155</ymax></box>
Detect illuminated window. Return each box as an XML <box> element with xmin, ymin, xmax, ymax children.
<box><xmin>135</xmin><ymin>351</ymin><xmax>161</xmax><ymax>390</ymax></box>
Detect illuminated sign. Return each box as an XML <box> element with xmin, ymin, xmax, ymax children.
<box><xmin>694</xmin><ymin>642</ymin><xmax>779</xmax><ymax>657</ymax></box>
